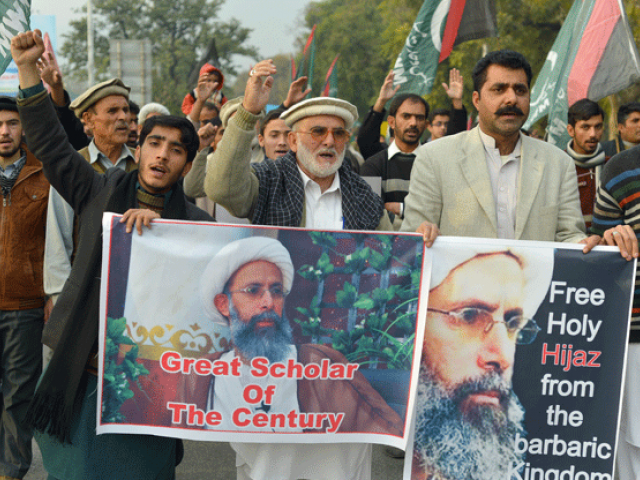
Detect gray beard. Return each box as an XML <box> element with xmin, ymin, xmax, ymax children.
<box><xmin>228</xmin><ymin>300</ymin><xmax>293</xmax><ymax>363</ymax></box>
<box><xmin>412</xmin><ymin>369</ymin><xmax>526</xmax><ymax>480</ymax></box>
<box><xmin>296</xmin><ymin>137</ymin><xmax>344</xmax><ymax>179</ymax></box>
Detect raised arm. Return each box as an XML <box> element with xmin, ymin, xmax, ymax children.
<box><xmin>357</xmin><ymin>70</ymin><xmax>399</xmax><ymax>159</ymax></box>
<box><xmin>13</xmin><ymin>30</ymin><xmax>104</xmax><ymax>214</ymax></box>
<box><xmin>443</xmin><ymin>68</ymin><xmax>467</xmax><ymax>135</ymax></box>
<box><xmin>204</xmin><ymin>60</ymin><xmax>276</xmax><ymax>218</ymax></box>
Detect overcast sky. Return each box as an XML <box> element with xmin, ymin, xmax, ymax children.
<box><xmin>30</xmin><ymin>0</ymin><xmax>312</xmax><ymax>71</ymax></box>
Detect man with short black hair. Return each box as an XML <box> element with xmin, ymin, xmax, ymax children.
<box><xmin>257</xmin><ymin>108</ymin><xmax>290</xmax><ymax>160</ymax></box>
<box><xmin>11</xmin><ymin>29</ymin><xmax>212</xmax><ymax>480</ymax></box>
<box><xmin>0</xmin><ymin>95</ymin><xmax>49</xmax><ymax>480</ymax></box>
<box><xmin>357</xmin><ymin>69</ymin><xmax>467</xmax><ymax>159</ymax></box>
<box><xmin>427</xmin><ymin>108</ymin><xmax>451</xmax><ymax>141</ymax></box>
<box><xmin>565</xmin><ymin>99</ymin><xmax>607</xmax><ymax>228</ymax></box>
<box><xmin>402</xmin><ymin>49</ymin><xmax>592</xmax><ymax>249</ymax></box>
<box><xmin>603</xmin><ymin>101</ymin><xmax>640</xmax><ymax>157</ymax></box>
<box><xmin>361</xmin><ymin>93</ymin><xmax>428</xmax><ymax>228</ymax></box>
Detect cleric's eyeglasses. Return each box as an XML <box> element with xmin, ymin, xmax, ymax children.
<box><xmin>296</xmin><ymin>126</ymin><xmax>350</xmax><ymax>145</ymax></box>
<box><xmin>427</xmin><ymin>307</ymin><xmax>540</xmax><ymax>345</ymax></box>
<box><xmin>227</xmin><ymin>284</ymin><xmax>289</xmax><ymax>300</ymax></box>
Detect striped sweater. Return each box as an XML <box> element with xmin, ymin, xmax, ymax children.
<box><xmin>591</xmin><ymin>145</ymin><xmax>640</xmax><ymax>341</ymax></box>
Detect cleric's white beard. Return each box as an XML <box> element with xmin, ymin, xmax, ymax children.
<box><xmin>412</xmin><ymin>370</ymin><xmax>526</xmax><ymax>480</ymax></box>
<box><xmin>295</xmin><ymin>137</ymin><xmax>344</xmax><ymax>178</ymax></box>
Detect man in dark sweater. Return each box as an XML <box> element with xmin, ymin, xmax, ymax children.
<box><xmin>602</xmin><ymin>102</ymin><xmax>640</xmax><ymax>157</ymax></box>
<box><xmin>591</xmin><ymin>144</ymin><xmax>640</xmax><ymax>480</ymax></box>
<box><xmin>361</xmin><ymin>93</ymin><xmax>429</xmax><ymax>228</ymax></box>
<box><xmin>564</xmin><ymin>99</ymin><xmax>608</xmax><ymax>229</ymax></box>
<box><xmin>11</xmin><ymin>29</ymin><xmax>212</xmax><ymax>480</ymax></box>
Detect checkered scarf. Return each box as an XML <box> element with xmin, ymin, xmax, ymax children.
<box><xmin>251</xmin><ymin>152</ymin><xmax>383</xmax><ymax>229</ymax></box>
<box><xmin>0</xmin><ymin>155</ymin><xmax>26</xmax><ymax>198</ymax></box>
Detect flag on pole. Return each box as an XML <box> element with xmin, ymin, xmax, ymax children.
<box><xmin>0</xmin><ymin>0</ymin><xmax>31</xmax><ymax>76</ymax></box>
<box><xmin>525</xmin><ymin>0</ymin><xmax>640</xmax><ymax>147</ymax></box>
<box><xmin>321</xmin><ymin>55</ymin><xmax>339</xmax><ymax>97</ymax></box>
<box><xmin>393</xmin><ymin>0</ymin><xmax>496</xmax><ymax>96</ymax></box>
<box><xmin>290</xmin><ymin>55</ymin><xmax>297</xmax><ymax>82</ymax></box>
<box><xmin>296</xmin><ymin>25</ymin><xmax>316</xmax><ymax>94</ymax></box>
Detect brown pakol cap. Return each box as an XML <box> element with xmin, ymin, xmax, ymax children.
<box><xmin>69</xmin><ymin>78</ymin><xmax>130</xmax><ymax>118</ymax></box>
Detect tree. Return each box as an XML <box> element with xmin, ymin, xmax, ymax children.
<box><xmin>59</xmin><ymin>0</ymin><xmax>258</xmax><ymax>113</ymax></box>
<box><xmin>228</xmin><ymin>54</ymin><xmax>294</xmax><ymax>104</ymax></box>
<box><xmin>296</xmin><ymin>0</ymin><xmax>391</xmax><ymax>117</ymax></box>
<box><xmin>293</xmin><ymin>0</ymin><xmax>640</xmax><ymax>128</ymax></box>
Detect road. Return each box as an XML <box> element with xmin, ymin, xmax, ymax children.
<box><xmin>25</xmin><ymin>439</ymin><xmax>405</xmax><ymax>479</ymax></box>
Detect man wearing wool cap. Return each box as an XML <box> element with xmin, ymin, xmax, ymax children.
<box><xmin>180</xmin><ymin>236</ymin><xmax>402</xmax><ymax>480</ymax></box>
<box><xmin>411</xmin><ymin>244</ymin><xmax>553</xmax><ymax>480</ymax></box>
<box><xmin>44</xmin><ymin>78</ymin><xmax>138</xmax><ymax>319</ymax></box>
<box><xmin>204</xmin><ymin>59</ymin><xmax>392</xmax><ymax>231</ymax></box>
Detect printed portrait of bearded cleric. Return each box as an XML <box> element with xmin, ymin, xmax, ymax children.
<box><xmin>176</xmin><ymin>236</ymin><xmax>404</xmax><ymax>436</ymax></box>
<box><xmin>411</xmin><ymin>246</ymin><xmax>553</xmax><ymax>480</ymax></box>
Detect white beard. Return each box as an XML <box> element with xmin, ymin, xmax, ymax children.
<box><xmin>295</xmin><ymin>137</ymin><xmax>344</xmax><ymax>178</ymax></box>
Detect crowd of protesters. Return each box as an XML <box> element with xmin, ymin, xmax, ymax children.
<box><xmin>0</xmin><ymin>27</ymin><xmax>639</xmax><ymax>480</ymax></box>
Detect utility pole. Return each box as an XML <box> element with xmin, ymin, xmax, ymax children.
<box><xmin>87</xmin><ymin>0</ymin><xmax>94</xmax><ymax>87</ymax></box>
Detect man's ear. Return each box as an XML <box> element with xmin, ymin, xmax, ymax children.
<box><xmin>288</xmin><ymin>131</ymin><xmax>298</xmax><ymax>153</ymax></box>
<box><xmin>472</xmin><ymin>91</ymin><xmax>480</xmax><ymax>110</ymax></box>
<box><xmin>258</xmin><ymin>134</ymin><xmax>265</xmax><ymax>148</ymax></box>
<box><xmin>214</xmin><ymin>293</ymin><xmax>230</xmax><ymax>317</ymax></box>
<box><xmin>82</xmin><ymin>110</ymin><xmax>93</xmax><ymax>130</ymax></box>
<box><xmin>180</xmin><ymin>161</ymin><xmax>193</xmax><ymax>178</ymax></box>
<box><xmin>387</xmin><ymin>115</ymin><xmax>396</xmax><ymax>131</ymax></box>
<box><xmin>566</xmin><ymin>124</ymin><xmax>575</xmax><ymax>138</ymax></box>
<box><xmin>134</xmin><ymin>145</ymin><xmax>141</xmax><ymax>165</ymax></box>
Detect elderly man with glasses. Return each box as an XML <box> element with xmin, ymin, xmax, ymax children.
<box><xmin>180</xmin><ymin>236</ymin><xmax>403</xmax><ymax>480</ymax></box>
<box><xmin>411</xmin><ymin>246</ymin><xmax>553</xmax><ymax>480</ymax></box>
<box><xmin>204</xmin><ymin>59</ymin><xmax>392</xmax><ymax>231</ymax></box>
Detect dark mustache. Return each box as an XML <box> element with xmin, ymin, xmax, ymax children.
<box><xmin>495</xmin><ymin>106</ymin><xmax>524</xmax><ymax>116</ymax></box>
<box><xmin>452</xmin><ymin>372</ymin><xmax>511</xmax><ymax>407</ymax></box>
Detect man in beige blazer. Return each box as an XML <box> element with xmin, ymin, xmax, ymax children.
<box><xmin>401</xmin><ymin>50</ymin><xmax>598</xmax><ymax>249</ymax></box>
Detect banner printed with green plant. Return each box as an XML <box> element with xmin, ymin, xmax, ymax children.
<box><xmin>102</xmin><ymin>317</ymin><xmax>150</xmax><ymax>423</ymax></box>
<box><xmin>293</xmin><ymin>231</ymin><xmax>422</xmax><ymax>371</ymax></box>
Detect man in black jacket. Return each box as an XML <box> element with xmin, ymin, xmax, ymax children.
<box><xmin>361</xmin><ymin>93</ymin><xmax>429</xmax><ymax>228</ymax></box>
<box><xmin>12</xmin><ymin>29</ymin><xmax>212</xmax><ymax>480</ymax></box>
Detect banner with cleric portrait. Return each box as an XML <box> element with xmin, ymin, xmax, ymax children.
<box><xmin>97</xmin><ymin>213</ymin><xmax>429</xmax><ymax>448</ymax></box>
<box><xmin>404</xmin><ymin>237</ymin><xmax>635</xmax><ymax>480</ymax></box>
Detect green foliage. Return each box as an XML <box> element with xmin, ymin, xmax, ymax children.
<box><xmin>102</xmin><ymin>317</ymin><xmax>149</xmax><ymax>423</ymax></box>
<box><xmin>59</xmin><ymin>0</ymin><xmax>258</xmax><ymax>113</ymax></box>
<box><xmin>297</xmin><ymin>0</ymin><xmax>391</xmax><ymax>115</ymax></box>
<box><xmin>335</xmin><ymin>281</ymin><xmax>358</xmax><ymax>308</ymax></box>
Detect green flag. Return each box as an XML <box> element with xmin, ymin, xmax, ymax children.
<box><xmin>524</xmin><ymin>0</ymin><xmax>594</xmax><ymax>146</ymax></box>
<box><xmin>392</xmin><ymin>1</ymin><xmax>446</xmax><ymax>96</ymax></box>
<box><xmin>322</xmin><ymin>55</ymin><xmax>339</xmax><ymax>97</ymax></box>
<box><xmin>525</xmin><ymin>0</ymin><xmax>640</xmax><ymax>147</ymax></box>
<box><xmin>0</xmin><ymin>0</ymin><xmax>30</xmax><ymax>75</ymax></box>
<box><xmin>393</xmin><ymin>0</ymin><xmax>496</xmax><ymax>96</ymax></box>
<box><xmin>296</xmin><ymin>25</ymin><xmax>316</xmax><ymax>97</ymax></box>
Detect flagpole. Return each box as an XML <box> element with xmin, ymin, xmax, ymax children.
<box><xmin>87</xmin><ymin>0</ymin><xmax>95</xmax><ymax>87</ymax></box>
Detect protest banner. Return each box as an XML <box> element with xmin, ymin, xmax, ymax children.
<box><xmin>98</xmin><ymin>214</ymin><xmax>429</xmax><ymax>449</ymax></box>
<box><xmin>405</xmin><ymin>237</ymin><xmax>634</xmax><ymax>480</ymax></box>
